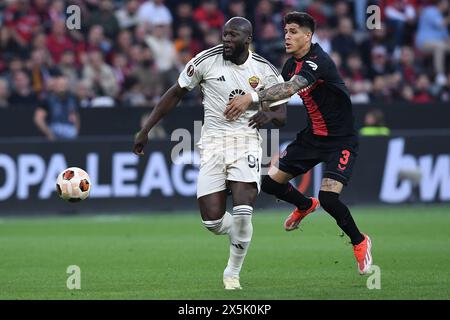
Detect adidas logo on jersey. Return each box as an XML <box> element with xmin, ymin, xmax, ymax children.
<box><xmin>217</xmin><ymin>75</ymin><xmax>226</xmax><ymax>81</ymax></box>
<box><xmin>306</xmin><ymin>61</ymin><xmax>318</xmax><ymax>70</ymax></box>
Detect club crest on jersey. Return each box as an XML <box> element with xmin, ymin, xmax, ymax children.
<box><xmin>187</xmin><ymin>65</ymin><xmax>195</xmax><ymax>77</ymax></box>
<box><xmin>306</xmin><ymin>61</ymin><xmax>318</xmax><ymax>70</ymax></box>
<box><xmin>229</xmin><ymin>89</ymin><xmax>246</xmax><ymax>100</ymax></box>
<box><xmin>248</xmin><ymin>76</ymin><xmax>260</xmax><ymax>89</ymax></box>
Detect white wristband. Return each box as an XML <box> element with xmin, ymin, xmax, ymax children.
<box><xmin>250</xmin><ymin>92</ymin><xmax>259</xmax><ymax>103</ymax></box>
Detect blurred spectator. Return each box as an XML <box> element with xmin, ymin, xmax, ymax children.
<box><xmin>344</xmin><ymin>53</ymin><xmax>371</xmax><ymax>104</ymax></box>
<box><xmin>76</xmin><ymin>80</ymin><xmax>94</xmax><ymax>108</ymax></box>
<box><xmin>412</xmin><ymin>74</ymin><xmax>434</xmax><ymax>103</ymax></box>
<box><xmin>368</xmin><ymin>45</ymin><xmax>395</xmax><ymax>79</ymax></box>
<box><xmin>328</xmin><ymin>1</ymin><xmax>351</xmax><ymax>30</ymax></box>
<box><xmin>115</xmin><ymin>0</ymin><xmax>140</xmax><ymax>30</ymax></box>
<box><xmin>312</xmin><ymin>26</ymin><xmax>332</xmax><ymax>53</ymax></box>
<box><xmin>112</xmin><ymin>52</ymin><xmax>130</xmax><ymax>87</ymax></box>
<box><xmin>82</xmin><ymin>50</ymin><xmax>119</xmax><ymax>98</ymax></box>
<box><xmin>360</xmin><ymin>108</ymin><xmax>391</xmax><ymax>136</ymax></box>
<box><xmin>254</xmin><ymin>0</ymin><xmax>280</xmax><ymax>44</ymax></box>
<box><xmin>127</xmin><ymin>44</ymin><xmax>144</xmax><ymax>70</ymax></box>
<box><xmin>2</xmin><ymin>56</ymin><xmax>24</xmax><ymax>87</ymax></box>
<box><xmin>0</xmin><ymin>0</ymin><xmax>447</xmax><ymax>108</ymax></box>
<box><xmin>138</xmin><ymin>0</ymin><xmax>173</xmax><ymax>28</ymax></box>
<box><xmin>27</xmin><ymin>48</ymin><xmax>57</xmax><ymax>97</ymax></box>
<box><xmin>330</xmin><ymin>51</ymin><xmax>346</xmax><ymax>77</ymax></box>
<box><xmin>3</xmin><ymin>0</ymin><xmax>40</xmax><ymax>47</ymax></box>
<box><xmin>193</xmin><ymin>0</ymin><xmax>225</xmax><ymax>33</ymax></box>
<box><xmin>59</xmin><ymin>50</ymin><xmax>79</xmax><ymax>91</ymax></box>
<box><xmin>257</xmin><ymin>22</ymin><xmax>285</xmax><ymax>67</ymax></box>
<box><xmin>396</xmin><ymin>46</ymin><xmax>421</xmax><ymax>85</ymax></box>
<box><xmin>305</xmin><ymin>0</ymin><xmax>328</xmax><ymax>27</ymax></box>
<box><xmin>174</xmin><ymin>24</ymin><xmax>203</xmax><ymax>57</ymax></box>
<box><xmin>145</xmin><ymin>24</ymin><xmax>179</xmax><ymax>90</ymax></box>
<box><xmin>115</xmin><ymin>29</ymin><xmax>134</xmax><ymax>56</ymax></box>
<box><xmin>8</xmin><ymin>70</ymin><xmax>39</xmax><ymax>109</ymax></box>
<box><xmin>87</xmin><ymin>0</ymin><xmax>120</xmax><ymax>41</ymax></box>
<box><xmin>0</xmin><ymin>78</ymin><xmax>9</xmax><ymax>108</ymax></box>
<box><xmin>47</xmin><ymin>0</ymin><xmax>66</xmax><ymax>24</ymax></box>
<box><xmin>203</xmin><ymin>28</ymin><xmax>221</xmax><ymax>48</ymax></box>
<box><xmin>398</xmin><ymin>84</ymin><xmax>415</xmax><ymax>102</ymax></box>
<box><xmin>370</xmin><ymin>75</ymin><xmax>393</xmax><ymax>103</ymax></box>
<box><xmin>120</xmin><ymin>75</ymin><xmax>148</xmax><ymax>107</ymax></box>
<box><xmin>226</xmin><ymin>0</ymin><xmax>246</xmax><ymax>19</ymax></box>
<box><xmin>0</xmin><ymin>26</ymin><xmax>25</xmax><ymax>62</ymax></box>
<box><xmin>132</xmin><ymin>45</ymin><xmax>162</xmax><ymax>103</ymax></box>
<box><xmin>133</xmin><ymin>23</ymin><xmax>148</xmax><ymax>45</ymax></box>
<box><xmin>359</xmin><ymin>23</ymin><xmax>390</xmax><ymax>68</ymax></box>
<box><xmin>32</xmin><ymin>31</ymin><xmax>47</xmax><ymax>51</ymax></box>
<box><xmin>384</xmin><ymin>0</ymin><xmax>416</xmax><ymax>49</ymax></box>
<box><xmin>331</xmin><ymin>17</ymin><xmax>358</xmax><ymax>61</ymax></box>
<box><xmin>33</xmin><ymin>0</ymin><xmax>51</xmax><ymax>32</ymax></box>
<box><xmin>46</xmin><ymin>19</ymin><xmax>76</xmax><ymax>64</ymax></box>
<box><xmin>415</xmin><ymin>0</ymin><xmax>450</xmax><ymax>84</ymax></box>
<box><xmin>174</xmin><ymin>2</ymin><xmax>202</xmax><ymax>40</ymax></box>
<box><xmin>86</xmin><ymin>25</ymin><xmax>113</xmax><ymax>57</ymax></box>
<box><xmin>438</xmin><ymin>74</ymin><xmax>450</xmax><ymax>101</ymax></box>
<box><xmin>34</xmin><ymin>75</ymin><xmax>80</xmax><ymax>141</ymax></box>
<box><xmin>344</xmin><ymin>52</ymin><xmax>370</xmax><ymax>81</ymax></box>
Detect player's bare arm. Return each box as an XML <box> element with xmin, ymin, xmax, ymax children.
<box><xmin>320</xmin><ymin>178</ymin><xmax>343</xmax><ymax>194</ymax></box>
<box><xmin>224</xmin><ymin>75</ymin><xmax>309</xmax><ymax>120</ymax></box>
<box><xmin>133</xmin><ymin>84</ymin><xmax>188</xmax><ymax>156</ymax></box>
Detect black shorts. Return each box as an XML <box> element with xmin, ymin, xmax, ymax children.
<box><xmin>278</xmin><ymin>131</ymin><xmax>359</xmax><ymax>186</ymax></box>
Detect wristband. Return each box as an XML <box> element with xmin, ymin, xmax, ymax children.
<box><xmin>250</xmin><ymin>92</ymin><xmax>259</xmax><ymax>103</ymax></box>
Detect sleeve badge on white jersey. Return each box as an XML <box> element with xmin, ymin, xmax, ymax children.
<box><xmin>248</xmin><ymin>76</ymin><xmax>260</xmax><ymax>89</ymax></box>
<box><xmin>187</xmin><ymin>65</ymin><xmax>195</xmax><ymax>77</ymax></box>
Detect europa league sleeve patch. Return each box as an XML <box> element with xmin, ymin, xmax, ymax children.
<box><xmin>187</xmin><ymin>65</ymin><xmax>195</xmax><ymax>77</ymax></box>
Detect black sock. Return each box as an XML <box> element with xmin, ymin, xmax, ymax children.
<box><xmin>319</xmin><ymin>191</ymin><xmax>364</xmax><ymax>245</ymax></box>
<box><xmin>262</xmin><ymin>176</ymin><xmax>312</xmax><ymax>210</ymax></box>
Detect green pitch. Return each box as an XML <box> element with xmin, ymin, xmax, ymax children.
<box><xmin>0</xmin><ymin>206</ymin><xmax>449</xmax><ymax>300</ymax></box>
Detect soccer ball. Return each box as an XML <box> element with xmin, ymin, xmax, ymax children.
<box><xmin>56</xmin><ymin>167</ymin><xmax>91</xmax><ymax>202</ymax></box>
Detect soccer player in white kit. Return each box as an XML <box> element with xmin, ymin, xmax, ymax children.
<box><xmin>133</xmin><ymin>17</ymin><xmax>287</xmax><ymax>290</ymax></box>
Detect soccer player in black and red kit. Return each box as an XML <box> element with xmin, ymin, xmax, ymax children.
<box><xmin>224</xmin><ymin>12</ymin><xmax>373</xmax><ymax>275</ymax></box>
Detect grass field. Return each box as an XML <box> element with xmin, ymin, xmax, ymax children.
<box><xmin>0</xmin><ymin>206</ymin><xmax>449</xmax><ymax>300</ymax></box>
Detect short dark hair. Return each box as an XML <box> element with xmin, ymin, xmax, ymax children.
<box><xmin>284</xmin><ymin>11</ymin><xmax>316</xmax><ymax>34</ymax></box>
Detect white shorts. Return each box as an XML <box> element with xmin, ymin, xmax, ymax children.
<box><xmin>196</xmin><ymin>136</ymin><xmax>262</xmax><ymax>198</ymax></box>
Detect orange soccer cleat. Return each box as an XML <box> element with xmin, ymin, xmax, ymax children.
<box><xmin>353</xmin><ymin>234</ymin><xmax>372</xmax><ymax>275</ymax></box>
<box><xmin>284</xmin><ymin>197</ymin><xmax>320</xmax><ymax>231</ymax></box>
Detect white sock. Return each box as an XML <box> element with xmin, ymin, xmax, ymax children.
<box><xmin>202</xmin><ymin>211</ymin><xmax>233</xmax><ymax>235</ymax></box>
<box><xmin>224</xmin><ymin>205</ymin><xmax>253</xmax><ymax>278</ymax></box>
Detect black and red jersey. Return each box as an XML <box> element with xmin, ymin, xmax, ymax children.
<box><xmin>281</xmin><ymin>43</ymin><xmax>356</xmax><ymax>138</ymax></box>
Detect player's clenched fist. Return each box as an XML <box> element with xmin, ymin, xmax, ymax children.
<box><xmin>249</xmin><ymin>112</ymin><xmax>274</xmax><ymax>128</ymax></box>
<box><xmin>133</xmin><ymin>131</ymin><xmax>148</xmax><ymax>156</ymax></box>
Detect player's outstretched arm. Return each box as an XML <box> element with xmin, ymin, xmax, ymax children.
<box><xmin>257</xmin><ymin>75</ymin><xmax>309</xmax><ymax>102</ymax></box>
<box><xmin>225</xmin><ymin>75</ymin><xmax>309</xmax><ymax>120</ymax></box>
<box><xmin>133</xmin><ymin>84</ymin><xmax>188</xmax><ymax>156</ymax></box>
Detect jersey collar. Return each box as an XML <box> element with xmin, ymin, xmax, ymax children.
<box><xmin>295</xmin><ymin>43</ymin><xmax>315</xmax><ymax>62</ymax></box>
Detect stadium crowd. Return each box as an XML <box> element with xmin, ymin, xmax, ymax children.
<box><xmin>1</xmin><ymin>0</ymin><xmax>450</xmax><ymax>114</ymax></box>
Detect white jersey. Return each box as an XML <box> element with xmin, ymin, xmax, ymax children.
<box><xmin>178</xmin><ymin>44</ymin><xmax>284</xmax><ymax>138</ymax></box>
